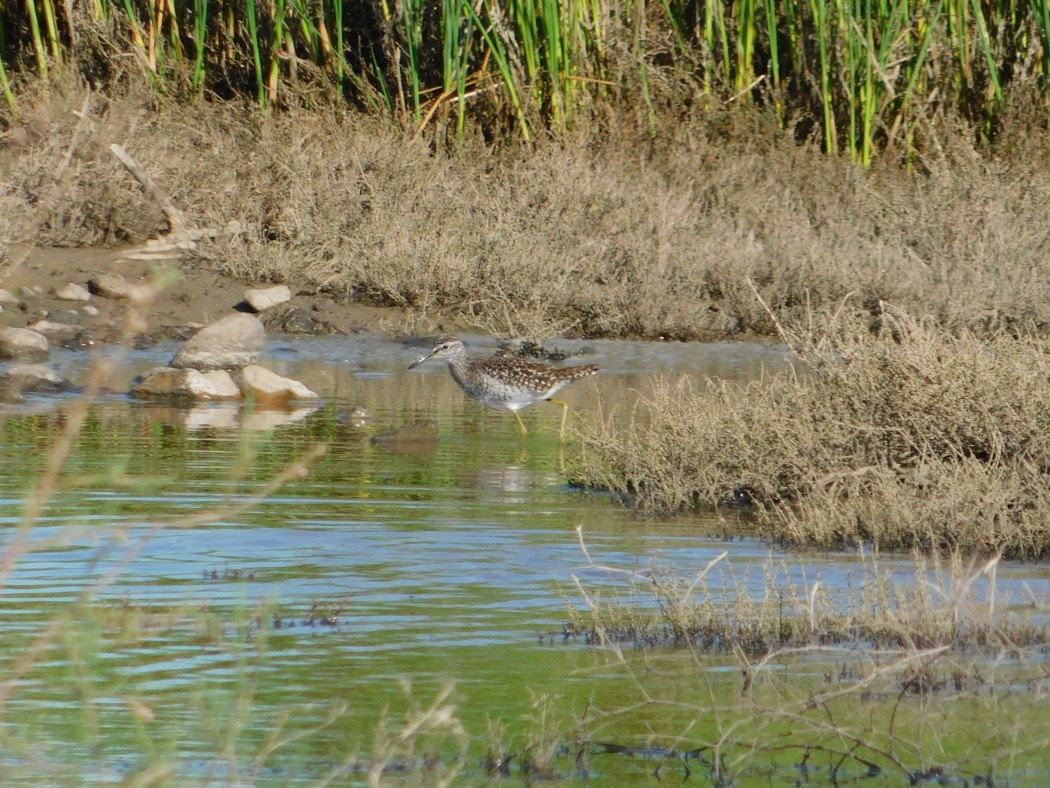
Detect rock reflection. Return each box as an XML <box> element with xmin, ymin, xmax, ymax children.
<box><xmin>141</xmin><ymin>402</ymin><xmax>320</xmax><ymax>430</ymax></box>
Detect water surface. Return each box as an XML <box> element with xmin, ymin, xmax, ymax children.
<box><xmin>0</xmin><ymin>336</ymin><xmax>1047</xmax><ymax>783</ymax></box>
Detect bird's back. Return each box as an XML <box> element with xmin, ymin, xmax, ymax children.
<box><xmin>460</xmin><ymin>355</ymin><xmax>598</xmax><ymax>411</ymax></box>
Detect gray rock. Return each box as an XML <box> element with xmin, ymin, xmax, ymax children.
<box><xmin>87</xmin><ymin>272</ymin><xmax>150</xmax><ymax>302</ymax></box>
<box><xmin>55</xmin><ymin>282</ymin><xmax>91</xmax><ymax>302</ymax></box>
<box><xmin>130</xmin><ymin>367</ymin><xmax>242</xmax><ymax>400</ymax></box>
<box><xmin>236</xmin><ymin>364</ymin><xmax>319</xmax><ymax>403</ymax></box>
<box><xmin>244</xmin><ymin>285</ymin><xmax>292</xmax><ymax>312</ymax></box>
<box><xmin>44</xmin><ymin>309</ymin><xmax>82</xmax><ymax>325</ymax></box>
<box><xmin>27</xmin><ymin>320</ymin><xmax>82</xmax><ymax>343</ymax></box>
<box><xmin>0</xmin><ymin>364</ymin><xmax>74</xmax><ymax>395</ymax></box>
<box><xmin>0</xmin><ymin>327</ymin><xmax>49</xmax><ymax>361</ymax></box>
<box><xmin>88</xmin><ymin>272</ymin><xmax>133</xmax><ymax>300</ymax></box>
<box><xmin>169</xmin><ymin>313</ymin><xmax>266</xmax><ymax>371</ymax></box>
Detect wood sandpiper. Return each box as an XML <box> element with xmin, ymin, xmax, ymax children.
<box><xmin>408</xmin><ymin>334</ymin><xmax>598</xmax><ymax>441</ymax></box>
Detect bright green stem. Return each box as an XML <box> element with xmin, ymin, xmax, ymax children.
<box><xmin>25</xmin><ymin>0</ymin><xmax>49</xmax><ymax>80</ymax></box>
<box><xmin>808</xmin><ymin>0</ymin><xmax>834</xmax><ymax>153</ymax></box>
<box><xmin>334</xmin><ymin>0</ymin><xmax>344</xmax><ymax>84</ymax></box>
<box><xmin>41</xmin><ymin>0</ymin><xmax>61</xmax><ymax>62</ymax></box>
<box><xmin>0</xmin><ymin>55</ymin><xmax>18</xmax><ymax>122</ymax></box>
<box><xmin>245</xmin><ymin>0</ymin><xmax>266</xmax><ymax>106</ymax></box>
<box><xmin>268</xmin><ymin>0</ymin><xmax>287</xmax><ymax>104</ymax></box>
<box><xmin>191</xmin><ymin>0</ymin><xmax>208</xmax><ymax>95</ymax></box>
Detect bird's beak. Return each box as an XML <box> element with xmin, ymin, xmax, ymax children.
<box><xmin>408</xmin><ymin>351</ymin><xmax>433</xmax><ymax>370</ymax></box>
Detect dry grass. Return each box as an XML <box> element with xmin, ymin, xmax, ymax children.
<box><xmin>4</xmin><ymin>81</ymin><xmax>1050</xmax><ymax>339</ymax></box>
<box><xmin>567</xmin><ymin>534</ymin><xmax>1048</xmax><ymax>653</ymax></box>
<box><xmin>573</xmin><ymin>309</ymin><xmax>1050</xmax><ymax>557</ymax></box>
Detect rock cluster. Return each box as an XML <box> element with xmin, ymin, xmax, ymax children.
<box><xmin>1</xmin><ymin>275</ymin><xmax>322</xmax><ymax>410</ymax></box>
<box><xmin>132</xmin><ymin>312</ymin><xmax>319</xmax><ymax>404</ymax></box>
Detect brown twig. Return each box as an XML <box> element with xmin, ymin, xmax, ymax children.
<box><xmin>108</xmin><ymin>142</ymin><xmax>189</xmax><ymax>237</ymax></box>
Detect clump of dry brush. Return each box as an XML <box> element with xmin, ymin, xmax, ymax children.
<box><xmin>573</xmin><ymin>305</ymin><xmax>1050</xmax><ymax>558</ymax></box>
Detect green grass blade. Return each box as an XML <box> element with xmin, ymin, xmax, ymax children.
<box><xmin>245</xmin><ymin>0</ymin><xmax>266</xmax><ymax>106</ymax></box>
<box><xmin>0</xmin><ymin>55</ymin><xmax>18</xmax><ymax>122</ymax></box>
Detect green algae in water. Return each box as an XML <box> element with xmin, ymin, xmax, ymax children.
<box><xmin>0</xmin><ymin>398</ymin><xmax>1049</xmax><ymax>783</ymax></box>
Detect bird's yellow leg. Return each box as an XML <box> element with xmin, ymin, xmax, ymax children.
<box><xmin>513</xmin><ymin>410</ymin><xmax>528</xmax><ymax>438</ymax></box>
<box><xmin>548</xmin><ymin>398</ymin><xmax>570</xmax><ymax>444</ymax></box>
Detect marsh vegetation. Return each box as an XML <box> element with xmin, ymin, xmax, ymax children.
<box><xmin>3</xmin><ymin>0</ymin><xmax>1050</xmax><ymax>783</ymax></box>
<box><xmin>573</xmin><ymin>308</ymin><xmax>1050</xmax><ymax>557</ymax></box>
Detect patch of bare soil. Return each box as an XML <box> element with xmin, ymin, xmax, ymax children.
<box><xmin>2</xmin><ymin>244</ymin><xmax>409</xmax><ymax>341</ymax></box>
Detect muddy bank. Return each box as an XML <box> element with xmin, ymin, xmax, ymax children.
<box><xmin>1</xmin><ymin>245</ymin><xmax>407</xmax><ymax>344</ymax></box>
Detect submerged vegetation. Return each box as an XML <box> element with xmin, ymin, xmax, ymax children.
<box><xmin>560</xmin><ymin>535</ymin><xmax>1050</xmax><ymax>783</ymax></box>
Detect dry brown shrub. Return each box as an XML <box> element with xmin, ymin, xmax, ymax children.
<box><xmin>574</xmin><ymin>312</ymin><xmax>1050</xmax><ymax>557</ymax></box>
<box><xmin>5</xmin><ymin>78</ymin><xmax>1050</xmax><ymax>338</ymax></box>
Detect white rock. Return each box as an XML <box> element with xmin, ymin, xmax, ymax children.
<box><xmin>244</xmin><ymin>285</ymin><xmax>292</xmax><ymax>312</ymax></box>
<box><xmin>237</xmin><ymin>364</ymin><xmax>319</xmax><ymax>402</ymax></box>
<box><xmin>55</xmin><ymin>283</ymin><xmax>91</xmax><ymax>302</ymax></box>
<box><xmin>169</xmin><ymin>313</ymin><xmax>266</xmax><ymax>371</ymax></box>
<box><xmin>0</xmin><ymin>289</ymin><xmax>18</xmax><ymax>305</ymax></box>
<box><xmin>200</xmin><ymin>370</ymin><xmax>241</xmax><ymax>398</ymax></box>
<box><xmin>0</xmin><ymin>327</ymin><xmax>49</xmax><ymax>361</ymax></box>
<box><xmin>130</xmin><ymin>367</ymin><xmax>241</xmax><ymax>400</ymax></box>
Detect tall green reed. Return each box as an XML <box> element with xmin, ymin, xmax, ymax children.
<box><xmin>0</xmin><ymin>0</ymin><xmax>1043</xmax><ymax>159</ymax></box>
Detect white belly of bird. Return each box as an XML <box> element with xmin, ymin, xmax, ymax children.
<box><xmin>475</xmin><ymin>385</ymin><xmax>558</xmax><ymax>412</ymax></box>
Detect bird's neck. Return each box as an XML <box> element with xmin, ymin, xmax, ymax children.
<box><xmin>446</xmin><ymin>355</ymin><xmax>471</xmax><ymax>384</ymax></box>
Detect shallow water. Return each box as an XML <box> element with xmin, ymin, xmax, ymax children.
<box><xmin>1</xmin><ymin>336</ymin><xmax>1048</xmax><ymax>783</ymax></box>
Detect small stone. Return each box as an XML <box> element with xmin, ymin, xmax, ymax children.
<box><xmin>28</xmin><ymin>320</ymin><xmax>82</xmax><ymax>343</ymax></box>
<box><xmin>88</xmin><ymin>272</ymin><xmax>134</xmax><ymax>300</ymax></box>
<box><xmin>340</xmin><ymin>405</ymin><xmax>370</xmax><ymax>428</ymax></box>
<box><xmin>130</xmin><ymin>367</ymin><xmax>241</xmax><ymax>400</ymax></box>
<box><xmin>263</xmin><ymin>306</ymin><xmax>323</xmax><ymax>334</ymax></box>
<box><xmin>236</xmin><ymin>364</ymin><xmax>319</xmax><ymax>403</ymax></box>
<box><xmin>169</xmin><ymin>313</ymin><xmax>266</xmax><ymax>371</ymax></box>
<box><xmin>55</xmin><ymin>282</ymin><xmax>91</xmax><ymax>302</ymax></box>
<box><xmin>0</xmin><ymin>327</ymin><xmax>49</xmax><ymax>361</ymax></box>
<box><xmin>81</xmin><ymin>305</ymin><xmax>100</xmax><ymax>317</ymax></box>
<box><xmin>45</xmin><ymin>309</ymin><xmax>82</xmax><ymax>325</ymax></box>
<box><xmin>0</xmin><ymin>289</ymin><xmax>18</xmax><ymax>305</ymax></box>
<box><xmin>244</xmin><ymin>285</ymin><xmax>292</xmax><ymax>313</ymax></box>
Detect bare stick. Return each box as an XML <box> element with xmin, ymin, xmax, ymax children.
<box><xmin>109</xmin><ymin>142</ymin><xmax>189</xmax><ymax>237</ymax></box>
